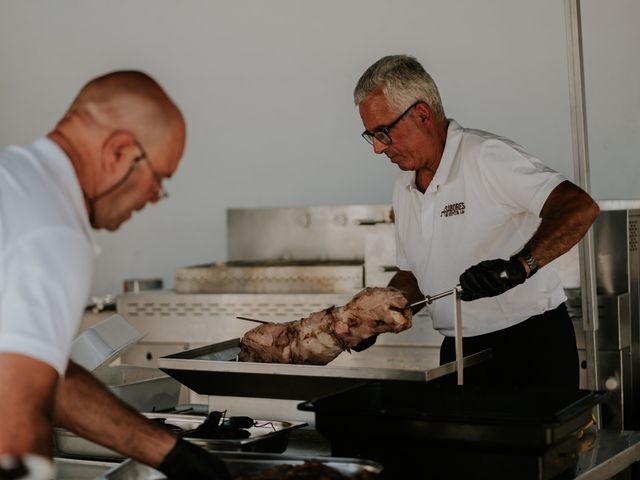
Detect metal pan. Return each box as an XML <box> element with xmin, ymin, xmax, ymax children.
<box><xmin>98</xmin><ymin>453</ymin><xmax>382</xmax><ymax>479</ymax></box>
<box><xmin>158</xmin><ymin>338</ymin><xmax>490</xmax><ymax>400</ymax></box>
<box><xmin>53</xmin><ymin>458</ymin><xmax>119</xmax><ymax>480</ymax></box>
<box><xmin>54</xmin><ymin>413</ymin><xmax>306</xmax><ymax>459</ymax></box>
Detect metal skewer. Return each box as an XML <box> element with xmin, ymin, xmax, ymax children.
<box><xmin>409</xmin><ymin>285</ymin><xmax>461</xmax><ymax>308</ymax></box>
<box><xmin>409</xmin><ymin>285</ymin><xmax>464</xmax><ymax>385</ymax></box>
<box><xmin>236</xmin><ymin>316</ymin><xmax>269</xmax><ymax>324</ymax></box>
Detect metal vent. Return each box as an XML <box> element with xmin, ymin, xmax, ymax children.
<box><xmin>117</xmin><ymin>292</ymin><xmax>354</xmax><ymax>322</ymax></box>
<box><xmin>629</xmin><ymin>218</ymin><xmax>638</xmax><ymax>252</ymax></box>
<box><xmin>123</xmin><ymin>301</ymin><xmax>330</xmax><ymax>319</ymax></box>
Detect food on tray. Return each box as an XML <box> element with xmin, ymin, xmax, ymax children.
<box><xmin>233</xmin><ymin>459</ymin><xmax>373</xmax><ymax>480</ymax></box>
<box><xmin>149</xmin><ymin>417</ymin><xmax>184</xmax><ymax>434</ymax></box>
<box><xmin>182</xmin><ymin>411</ymin><xmax>254</xmax><ymax>440</ymax></box>
<box><xmin>239</xmin><ymin>287</ymin><xmax>411</xmax><ymax>365</ymax></box>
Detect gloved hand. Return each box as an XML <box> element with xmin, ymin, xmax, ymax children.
<box><xmin>157</xmin><ymin>438</ymin><xmax>231</xmax><ymax>480</ymax></box>
<box><xmin>459</xmin><ymin>258</ymin><xmax>527</xmax><ymax>301</ymax></box>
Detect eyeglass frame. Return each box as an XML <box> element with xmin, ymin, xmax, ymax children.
<box><xmin>133</xmin><ymin>140</ymin><xmax>169</xmax><ymax>200</ymax></box>
<box><xmin>361</xmin><ymin>101</ymin><xmax>422</xmax><ymax>146</ymax></box>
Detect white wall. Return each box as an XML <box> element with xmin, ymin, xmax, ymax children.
<box><xmin>0</xmin><ymin>0</ymin><xmax>638</xmax><ymax>297</ymax></box>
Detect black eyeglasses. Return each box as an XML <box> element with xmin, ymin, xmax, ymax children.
<box><xmin>361</xmin><ymin>101</ymin><xmax>421</xmax><ymax>146</ymax></box>
<box><xmin>134</xmin><ymin>140</ymin><xmax>168</xmax><ymax>200</ymax></box>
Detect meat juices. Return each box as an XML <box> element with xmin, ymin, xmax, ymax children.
<box><xmin>238</xmin><ymin>287</ymin><xmax>412</xmax><ymax>365</ymax></box>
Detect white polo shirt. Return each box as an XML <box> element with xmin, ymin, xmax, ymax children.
<box><xmin>0</xmin><ymin>138</ymin><xmax>98</xmax><ymax>374</ymax></box>
<box><xmin>393</xmin><ymin>119</ymin><xmax>567</xmax><ymax>337</ymax></box>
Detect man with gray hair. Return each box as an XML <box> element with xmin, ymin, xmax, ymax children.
<box><xmin>0</xmin><ymin>71</ymin><xmax>230</xmax><ymax>479</ymax></box>
<box><xmin>354</xmin><ymin>55</ymin><xmax>599</xmax><ymax>388</ymax></box>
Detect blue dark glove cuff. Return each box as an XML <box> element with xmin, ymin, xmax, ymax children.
<box><xmin>158</xmin><ymin>438</ymin><xmax>231</xmax><ymax>480</ymax></box>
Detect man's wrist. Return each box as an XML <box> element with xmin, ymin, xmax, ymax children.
<box><xmin>512</xmin><ymin>247</ymin><xmax>538</xmax><ymax>278</ymax></box>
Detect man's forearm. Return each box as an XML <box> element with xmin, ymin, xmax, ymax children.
<box><xmin>0</xmin><ymin>353</ymin><xmax>58</xmax><ymax>457</ymax></box>
<box><xmin>388</xmin><ymin>270</ymin><xmax>424</xmax><ymax>312</ymax></box>
<box><xmin>526</xmin><ymin>181</ymin><xmax>599</xmax><ymax>269</ymax></box>
<box><xmin>53</xmin><ymin>361</ymin><xmax>176</xmax><ymax>467</ymax></box>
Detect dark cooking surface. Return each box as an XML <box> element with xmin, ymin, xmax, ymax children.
<box><xmin>299</xmin><ymin>383</ymin><xmax>607</xmax><ymax>480</ymax></box>
<box><xmin>301</xmin><ymin>381</ymin><xmax>604</xmax><ymax>424</ymax></box>
<box><xmin>299</xmin><ymin>382</ymin><xmax>606</xmax><ymax>450</ymax></box>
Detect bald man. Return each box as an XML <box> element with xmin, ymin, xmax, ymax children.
<box><xmin>0</xmin><ymin>72</ymin><xmax>230</xmax><ymax>479</ymax></box>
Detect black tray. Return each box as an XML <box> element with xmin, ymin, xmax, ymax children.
<box><xmin>299</xmin><ymin>381</ymin><xmax>606</xmax><ymax>449</ymax></box>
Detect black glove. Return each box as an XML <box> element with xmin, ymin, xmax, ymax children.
<box><xmin>352</xmin><ymin>334</ymin><xmax>378</xmax><ymax>352</ymax></box>
<box><xmin>459</xmin><ymin>258</ymin><xmax>527</xmax><ymax>301</ymax></box>
<box><xmin>158</xmin><ymin>438</ymin><xmax>231</xmax><ymax>480</ymax></box>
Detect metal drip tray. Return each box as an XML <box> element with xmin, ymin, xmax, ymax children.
<box><xmin>158</xmin><ymin>338</ymin><xmax>490</xmax><ymax>400</ymax></box>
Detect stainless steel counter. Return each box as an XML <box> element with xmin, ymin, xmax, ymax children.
<box><xmin>570</xmin><ymin>430</ymin><xmax>640</xmax><ymax>479</ymax></box>
<box><xmin>52</xmin><ymin>428</ymin><xmax>639</xmax><ymax>479</ymax></box>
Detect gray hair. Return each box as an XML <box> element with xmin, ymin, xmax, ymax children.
<box><xmin>353</xmin><ymin>55</ymin><xmax>445</xmax><ymax>119</ymax></box>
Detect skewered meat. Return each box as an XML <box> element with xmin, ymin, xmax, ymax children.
<box><xmin>239</xmin><ymin>287</ymin><xmax>412</xmax><ymax>365</ymax></box>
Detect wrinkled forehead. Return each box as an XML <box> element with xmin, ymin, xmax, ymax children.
<box><xmin>359</xmin><ymin>90</ymin><xmax>397</xmax><ymax>129</ymax></box>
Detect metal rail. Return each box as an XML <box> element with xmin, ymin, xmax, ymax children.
<box><xmin>564</xmin><ymin>0</ymin><xmax>600</xmax><ymax>404</ymax></box>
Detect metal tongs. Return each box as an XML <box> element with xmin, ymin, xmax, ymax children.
<box><xmin>411</xmin><ymin>285</ymin><xmax>465</xmax><ymax>386</ymax></box>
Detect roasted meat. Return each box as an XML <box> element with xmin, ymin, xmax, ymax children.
<box><xmin>233</xmin><ymin>459</ymin><xmax>373</xmax><ymax>480</ymax></box>
<box><xmin>239</xmin><ymin>287</ymin><xmax>412</xmax><ymax>365</ymax></box>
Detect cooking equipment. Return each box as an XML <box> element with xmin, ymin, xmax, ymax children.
<box><xmin>92</xmin><ymin>365</ymin><xmax>180</xmax><ymax>412</ymax></box>
<box><xmin>176</xmin><ymin>261</ymin><xmax>364</xmax><ymax>294</ymax></box>
<box><xmin>299</xmin><ymin>382</ymin><xmax>606</xmax><ymax>480</ymax></box>
<box><xmin>70</xmin><ymin>314</ymin><xmax>180</xmax><ymax>412</ymax></box>
<box><xmin>98</xmin><ymin>453</ymin><xmax>383</xmax><ymax>479</ymax></box>
<box><xmin>54</xmin><ymin>413</ymin><xmax>306</xmax><ymax>459</ymax></box>
<box><xmin>70</xmin><ymin>314</ymin><xmax>143</xmax><ymax>371</ymax></box>
<box><xmin>408</xmin><ymin>285</ymin><xmax>460</xmax><ymax>308</ymax></box>
<box><xmin>410</xmin><ymin>285</ymin><xmax>464</xmax><ymax>385</ymax></box>
<box><xmin>158</xmin><ymin>338</ymin><xmax>490</xmax><ymax>400</ymax></box>
<box><xmin>53</xmin><ymin>458</ymin><xmax>118</xmax><ymax>480</ymax></box>
<box><xmin>565</xmin><ymin>202</ymin><xmax>640</xmax><ymax>430</ymax></box>
<box><xmin>123</xmin><ymin>278</ymin><xmax>163</xmax><ymax>293</ymax></box>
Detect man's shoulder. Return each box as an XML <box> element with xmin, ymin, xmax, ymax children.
<box><xmin>457</xmin><ymin>125</ymin><xmax>525</xmax><ymax>153</ymax></box>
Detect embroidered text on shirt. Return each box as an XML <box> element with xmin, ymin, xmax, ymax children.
<box><xmin>440</xmin><ymin>202</ymin><xmax>465</xmax><ymax>218</ymax></box>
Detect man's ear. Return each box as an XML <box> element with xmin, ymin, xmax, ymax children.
<box><xmin>100</xmin><ymin>130</ymin><xmax>137</xmax><ymax>174</ymax></box>
<box><xmin>415</xmin><ymin>102</ymin><xmax>432</xmax><ymax>124</ymax></box>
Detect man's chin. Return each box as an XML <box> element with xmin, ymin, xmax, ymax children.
<box><xmin>395</xmin><ymin>162</ymin><xmax>414</xmax><ymax>171</ymax></box>
<box><xmin>92</xmin><ymin>217</ymin><xmax>127</xmax><ymax>232</ymax></box>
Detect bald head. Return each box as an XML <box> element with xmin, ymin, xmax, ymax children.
<box><xmin>59</xmin><ymin>71</ymin><xmax>185</xmax><ymax>166</ymax></box>
<box><xmin>49</xmin><ymin>71</ymin><xmax>186</xmax><ymax>231</ymax></box>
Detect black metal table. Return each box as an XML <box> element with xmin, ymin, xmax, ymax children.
<box><xmin>284</xmin><ymin>428</ymin><xmax>640</xmax><ymax>480</ymax></box>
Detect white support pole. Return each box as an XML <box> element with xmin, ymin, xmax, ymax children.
<box><xmin>453</xmin><ymin>287</ymin><xmax>463</xmax><ymax>386</ymax></box>
<box><xmin>564</xmin><ymin>0</ymin><xmax>600</xmax><ymax>403</ymax></box>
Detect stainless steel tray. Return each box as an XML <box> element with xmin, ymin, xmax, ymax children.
<box><xmin>99</xmin><ymin>453</ymin><xmax>382</xmax><ymax>479</ymax></box>
<box><xmin>93</xmin><ymin>365</ymin><xmax>181</xmax><ymax>412</ymax></box>
<box><xmin>53</xmin><ymin>458</ymin><xmax>119</xmax><ymax>480</ymax></box>
<box><xmin>54</xmin><ymin>413</ymin><xmax>306</xmax><ymax>459</ymax></box>
<box><xmin>158</xmin><ymin>338</ymin><xmax>490</xmax><ymax>399</ymax></box>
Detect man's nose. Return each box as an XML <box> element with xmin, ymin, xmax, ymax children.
<box><xmin>372</xmin><ymin>137</ymin><xmax>387</xmax><ymax>154</ymax></box>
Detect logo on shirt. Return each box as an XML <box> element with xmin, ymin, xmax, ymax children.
<box><xmin>440</xmin><ymin>202</ymin><xmax>466</xmax><ymax>218</ymax></box>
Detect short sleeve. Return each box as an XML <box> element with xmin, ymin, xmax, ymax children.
<box><xmin>478</xmin><ymin>139</ymin><xmax>567</xmax><ymax>216</ymax></box>
<box><xmin>0</xmin><ymin>227</ymin><xmax>94</xmax><ymax>374</ymax></box>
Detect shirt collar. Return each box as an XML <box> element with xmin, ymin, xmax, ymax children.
<box><xmin>405</xmin><ymin>119</ymin><xmax>464</xmax><ymax>194</ymax></box>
